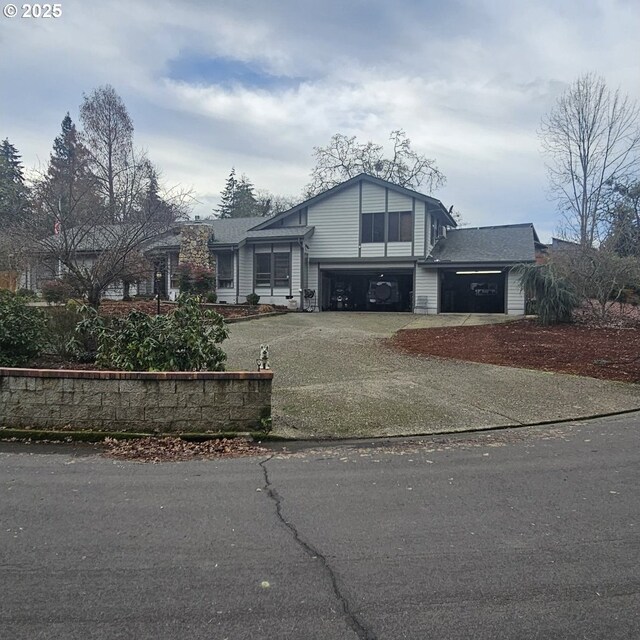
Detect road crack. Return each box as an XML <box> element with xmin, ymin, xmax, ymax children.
<box><xmin>259</xmin><ymin>455</ymin><xmax>377</xmax><ymax>640</ymax></box>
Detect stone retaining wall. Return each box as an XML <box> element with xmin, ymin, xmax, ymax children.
<box><xmin>0</xmin><ymin>368</ymin><xmax>272</xmax><ymax>433</ymax></box>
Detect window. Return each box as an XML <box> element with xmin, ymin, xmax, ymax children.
<box><xmin>255</xmin><ymin>251</ymin><xmax>291</xmax><ymax>288</ymax></box>
<box><xmin>361</xmin><ymin>212</ymin><xmax>385</xmax><ymax>243</ymax></box>
<box><xmin>388</xmin><ymin>211</ymin><xmax>413</xmax><ymax>242</ymax></box>
<box><xmin>273</xmin><ymin>253</ymin><xmax>290</xmax><ymax>288</ymax></box>
<box><xmin>255</xmin><ymin>253</ymin><xmax>271</xmax><ymax>287</ymax></box>
<box><xmin>217</xmin><ymin>252</ymin><xmax>234</xmax><ymax>288</ymax></box>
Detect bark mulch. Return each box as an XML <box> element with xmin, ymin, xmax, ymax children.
<box><xmin>390</xmin><ymin>320</ymin><xmax>640</xmax><ymax>384</ymax></box>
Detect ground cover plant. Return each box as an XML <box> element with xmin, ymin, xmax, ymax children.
<box><xmin>390</xmin><ymin>320</ymin><xmax>640</xmax><ymax>383</ymax></box>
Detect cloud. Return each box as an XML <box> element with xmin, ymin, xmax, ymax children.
<box><xmin>2</xmin><ymin>0</ymin><xmax>639</xmax><ymax>241</ymax></box>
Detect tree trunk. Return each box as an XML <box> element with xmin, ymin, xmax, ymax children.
<box><xmin>88</xmin><ymin>284</ymin><xmax>102</xmax><ymax>309</ymax></box>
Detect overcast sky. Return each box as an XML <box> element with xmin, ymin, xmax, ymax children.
<box><xmin>2</xmin><ymin>0</ymin><xmax>639</xmax><ymax>241</ymax></box>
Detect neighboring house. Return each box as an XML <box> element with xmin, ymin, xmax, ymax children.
<box><xmin>21</xmin><ymin>173</ymin><xmax>543</xmax><ymax>314</ymax></box>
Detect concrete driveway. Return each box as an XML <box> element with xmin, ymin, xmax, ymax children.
<box><xmin>224</xmin><ymin>312</ymin><xmax>640</xmax><ymax>438</ymax></box>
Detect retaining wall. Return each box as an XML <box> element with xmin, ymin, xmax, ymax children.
<box><xmin>0</xmin><ymin>368</ymin><xmax>272</xmax><ymax>433</ymax></box>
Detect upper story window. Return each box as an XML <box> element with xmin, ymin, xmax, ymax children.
<box><xmin>362</xmin><ymin>211</ymin><xmax>413</xmax><ymax>243</ymax></box>
<box><xmin>217</xmin><ymin>252</ymin><xmax>234</xmax><ymax>288</ymax></box>
<box><xmin>388</xmin><ymin>211</ymin><xmax>412</xmax><ymax>242</ymax></box>
<box><xmin>361</xmin><ymin>212</ymin><xmax>385</xmax><ymax>243</ymax></box>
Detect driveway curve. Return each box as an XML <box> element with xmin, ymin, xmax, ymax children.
<box><xmin>224</xmin><ymin>313</ymin><xmax>640</xmax><ymax>438</ymax></box>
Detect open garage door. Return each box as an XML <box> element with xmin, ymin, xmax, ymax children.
<box><xmin>440</xmin><ymin>269</ymin><xmax>506</xmax><ymax>313</ymax></box>
<box><xmin>321</xmin><ymin>269</ymin><xmax>413</xmax><ymax>312</ymax></box>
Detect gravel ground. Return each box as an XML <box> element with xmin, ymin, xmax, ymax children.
<box><xmin>224</xmin><ymin>312</ymin><xmax>640</xmax><ymax>439</ymax></box>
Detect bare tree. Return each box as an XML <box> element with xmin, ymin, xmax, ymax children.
<box><xmin>540</xmin><ymin>74</ymin><xmax>640</xmax><ymax>247</ymax></box>
<box><xmin>306</xmin><ymin>129</ymin><xmax>446</xmax><ymax>197</ymax></box>
<box><xmin>79</xmin><ymin>84</ymin><xmax>136</xmax><ymax>222</ymax></box>
<box><xmin>17</xmin><ymin>113</ymin><xmax>190</xmax><ymax>307</ymax></box>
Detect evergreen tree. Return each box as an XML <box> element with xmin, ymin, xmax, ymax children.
<box><xmin>215</xmin><ymin>169</ymin><xmax>262</xmax><ymax>218</ymax></box>
<box><xmin>234</xmin><ymin>174</ymin><xmax>260</xmax><ymax>217</ymax></box>
<box><xmin>0</xmin><ymin>138</ymin><xmax>29</xmax><ymax>227</ymax></box>
<box><xmin>215</xmin><ymin>167</ymin><xmax>238</xmax><ymax>218</ymax></box>
<box><xmin>40</xmin><ymin>114</ymin><xmax>100</xmax><ymax>235</ymax></box>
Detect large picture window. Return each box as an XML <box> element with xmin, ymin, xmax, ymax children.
<box><xmin>388</xmin><ymin>211</ymin><xmax>413</xmax><ymax>242</ymax></box>
<box><xmin>361</xmin><ymin>212</ymin><xmax>385</xmax><ymax>243</ymax></box>
<box><xmin>216</xmin><ymin>252</ymin><xmax>234</xmax><ymax>288</ymax></box>
<box><xmin>255</xmin><ymin>251</ymin><xmax>290</xmax><ymax>288</ymax></box>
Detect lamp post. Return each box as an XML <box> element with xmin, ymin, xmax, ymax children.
<box><xmin>155</xmin><ymin>271</ymin><xmax>163</xmax><ymax>315</ymax></box>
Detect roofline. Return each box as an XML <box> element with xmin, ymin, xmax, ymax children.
<box><xmin>250</xmin><ymin>173</ymin><xmax>455</xmax><ymax>230</ymax></box>
<box><xmin>418</xmin><ymin>259</ymin><xmax>535</xmax><ymax>268</ymax></box>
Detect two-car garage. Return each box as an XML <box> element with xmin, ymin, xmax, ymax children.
<box><xmin>319</xmin><ymin>268</ymin><xmax>414</xmax><ymax>312</ymax></box>
<box><xmin>316</xmin><ymin>266</ymin><xmax>509</xmax><ymax>314</ymax></box>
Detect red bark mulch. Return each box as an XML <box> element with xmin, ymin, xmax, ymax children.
<box><xmin>390</xmin><ymin>320</ymin><xmax>640</xmax><ymax>384</ymax></box>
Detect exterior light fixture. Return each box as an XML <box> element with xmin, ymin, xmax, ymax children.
<box><xmin>455</xmin><ymin>270</ymin><xmax>502</xmax><ymax>275</ymax></box>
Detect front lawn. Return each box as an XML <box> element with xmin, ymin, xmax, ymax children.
<box><xmin>390</xmin><ymin>320</ymin><xmax>640</xmax><ymax>384</ymax></box>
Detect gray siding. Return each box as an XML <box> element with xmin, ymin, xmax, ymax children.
<box><xmin>238</xmin><ymin>245</ymin><xmax>253</xmax><ymax>302</ymax></box>
<box><xmin>414</xmin><ymin>268</ymin><xmax>439</xmax><ymax>314</ymax></box>
<box><xmin>414</xmin><ymin>202</ymin><xmax>425</xmax><ymax>256</ymax></box>
<box><xmin>361</xmin><ymin>181</ymin><xmax>385</xmax><ymax>213</ymax></box>
<box><xmin>388</xmin><ymin>191</ymin><xmax>413</xmax><ymax>211</ymax></box>
<box><xmin>307</xmin><ymin>184</ymin><xmax>360</xmax><ymax>258</ymax></box>
<box><xmin>506</xmin><ymin>269</ymin><xmax>525</xmax><ymax>315</ymax></box>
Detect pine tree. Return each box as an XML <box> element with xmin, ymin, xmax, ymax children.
<box><xmin>216</xmin><ymin>168</ymin><xmax>238</xmax><ymax>218</ymax></box>
<box><xmin>44</xmin><ymin>114</ymin><xmax>99</xmax><ymax>232</ymax></box>
<box><xmin>0</xmin><ymin>138</ymin><xmax>29</xmax><ymax>227</ymax></box>
<box><xmin>215</xmin><ymin>169</ymin><xmax>262</xmax><ymax>218</ymax></box>
<box><xmin>234</xmin><ymin>174</ymin><xmax>260</xmax><ymax>217</ymax></box>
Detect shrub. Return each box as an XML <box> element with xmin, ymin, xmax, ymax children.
<box><xmin>512</xmin><ymin>263</ymin><xmax>580</xmax><ymax>325</ymax></box>
<box><xmin>177</xmin><ymin>262</ymin><xmax>216</xmax><ymax>297</ymax></box>
<box><xmin>41</xmin><ymin>279</ymin><xmax>74</xmax><ymax>304</ymax></box>
<box><xmin>43</xmin><ymin>304</ymin><xmax>96</xmax><ymax>361</ymax></box>
<box><xmin>77</xmin><ymin>294</ymin><xmax>228</xmax><ymax>371</ymax></box>
<box><xmin>205</xmin><ymin>291</ymin><xmax>218</xmax><ymax>304</ymax></box>
<box><xmin>16</xmin><ymin>288</ymin><xmax>38</xmax><ymax>301</ymax></box>
<box><xmin>0</xmin><ymin>290</ymin><xmax>47</xmax><ymax>366</ymax></box>
<box><xmin>246</xmin><ymin>293</ymin><xmax>260</xmax><ymax>306</ymax></box>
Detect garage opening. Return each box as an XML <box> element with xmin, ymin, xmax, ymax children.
<box><xmin>440</xmin><ymin>269</ymin><xmax>506</xmax><ymax>313</ymax></box>
<box><xmin>321</xmin><ymin>269</ymin><xmax>413</xmax><ymax>311</ymax></box>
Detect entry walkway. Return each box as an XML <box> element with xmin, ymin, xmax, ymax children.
<box><xmin>224</xmin><ymin>312</ymin><xmax>640</xmax><ymax>438</ymax></box>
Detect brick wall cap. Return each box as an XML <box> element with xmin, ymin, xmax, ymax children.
<box><xmin>0</xmin><ymin>368</ymin><xmax>273</xmax><ymax>381</ymax></box>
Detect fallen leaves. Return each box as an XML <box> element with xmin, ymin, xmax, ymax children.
<box><xmin>103</xmin><ymin>436</ymin><xmax>268</xmax><ymax>463</ymax></box>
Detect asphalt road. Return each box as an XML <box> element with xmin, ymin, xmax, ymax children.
<box><xmin>1</xmin><ymin>413</ymin><xmax>639</xmax><ymax>639</ymax></box>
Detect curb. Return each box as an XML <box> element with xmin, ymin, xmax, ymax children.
<box><xmin>257</xmin><ymin>407</ymin><xmax>640</xmax><ymax>451</ymax></box>
<box><xmin>2</xmin><ymin>408</ymin><xmax>638</xmax><ymax>448</ymax></box>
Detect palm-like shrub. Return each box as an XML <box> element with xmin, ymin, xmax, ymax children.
<box><xmin>512</xmin><ymin>263</ymin><xmax>580</xmax><ymax>325</ymax></box>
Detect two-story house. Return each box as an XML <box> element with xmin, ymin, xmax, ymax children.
<box><xmin>22</xmin><ymin>173</ymin><xmax>542</xmax><ymax>314</ymax></box>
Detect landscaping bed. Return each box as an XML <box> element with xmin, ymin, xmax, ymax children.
<box><xmin>390</xmin><ymin>320</ymin><xmax>640</xmax><ymax>383</ymax></box>
<box><xmin>98</xmin><ymin>300</ymin><xmax>286</xmax><ymax>320</ymax></box>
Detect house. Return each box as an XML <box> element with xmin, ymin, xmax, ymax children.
<box><xmin>22</xmin><ymin>174</ymin><xmax>543</xmax><ymax>314</ymax></box>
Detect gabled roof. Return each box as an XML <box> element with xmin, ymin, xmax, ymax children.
<box><xmin>244</xmin><ymin>226</ymin><xmax>314</xmax><ymax>243</ymax></box>
<box><xmin>423</xmin><ymin>223</ymin><xmax>539</xmax><ymax>264</ymax></box>
<box><xmin>251</xmin><ymin>173</ymin><xmax>455</xmax><ymax>230</ymax></box>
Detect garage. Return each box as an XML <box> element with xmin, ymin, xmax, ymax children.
<box><xmin>440</xmin><ymin>269</ymin><xmax>506</xmax><ymax>313</ymax></box>
<box><xmin>320</xmin><ymin>269</ymin><xmax>414</xmax><ymax>311</ymax></box>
